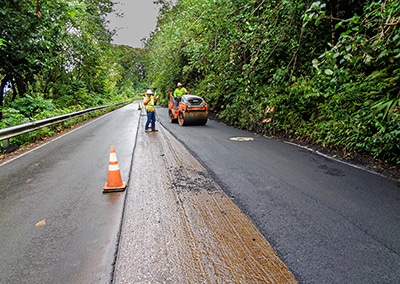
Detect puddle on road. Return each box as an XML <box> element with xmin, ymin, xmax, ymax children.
<box><xmin>113</xmin><ymin>125</ymin><xmax>297</xmax><ymax>283</ymax></box>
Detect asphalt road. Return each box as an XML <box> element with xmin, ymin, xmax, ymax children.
<box><xmin>156</xmin><ymin>106</ymin><xmax>400</xmax><ymax>283</ymax></box>
<box><xmin>112</xmin><ymin>113</ymin><xmax>297</xmax><ymax>283</ymax></box>
<box><xmin>0</xmin><ymin>105</ymin><xmax>139</xmax><ymax>283</ymax></box>
<box><xmin>1</xmin><ymin>102</ymin><xmax>399</xmax><ymax>283</ymax></box>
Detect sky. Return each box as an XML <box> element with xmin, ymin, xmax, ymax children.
<box><xmin>106</xmin><ymin>1</ymin><xmax>160</xmax><ymax>48</ymax></box>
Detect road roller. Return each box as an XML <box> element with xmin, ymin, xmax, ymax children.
<box><xmin>168</xmin><ymin>92</ymin><xmax>208</xmax><ymax>126</ymax></box>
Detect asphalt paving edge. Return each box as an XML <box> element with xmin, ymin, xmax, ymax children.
<box><xmin>109</xmin><ymin>103</ymin><xmax>143</xmax><ymax>283</ymax></box>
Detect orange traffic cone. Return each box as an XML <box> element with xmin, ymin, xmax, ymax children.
<box><xmin>103</xmin><ymin>145</ymin><xmax>127</xmax><ymax>193</ymax></box>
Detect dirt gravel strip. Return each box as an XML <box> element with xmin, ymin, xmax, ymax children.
<box><xmin>112</xmin><ymin>118</ymin><xmax>297</xmax><ymax>283</ymax></box>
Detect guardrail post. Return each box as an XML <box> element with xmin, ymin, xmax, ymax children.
<box><xmin>1</xmin><ymin>138</ymin><xmax>10</xmax><ymax>152</ymax></box>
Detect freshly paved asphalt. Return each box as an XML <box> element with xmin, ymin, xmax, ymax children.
<box><xmin>157</xmin><ymin>106</ymin><xmax>400</xmax><ymax>283</ymax></box>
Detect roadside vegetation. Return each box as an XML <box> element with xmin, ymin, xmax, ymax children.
<box><xmin>146</xmin><ymin>0</ymin><xmax>400</xmax><ymax>167</ymax></box>
<box><xmin>1</xmin><ymin>0</ymin><xmax>399</xmax><ymax>169</ymax></box>
<box><xmin>0</xmin><ymin>0</ymin><xmax>148</xmax><ymax>147</ymax></box>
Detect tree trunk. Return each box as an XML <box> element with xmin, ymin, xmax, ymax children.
<box><xmin>0</xmin><ymin>76</ymin><xmax>11</xmax><ymax>121</ymax></box>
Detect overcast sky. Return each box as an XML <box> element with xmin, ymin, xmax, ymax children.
<box><xmin>106</xmin><ymin>1</ymin><xmax>160</xmax><ymax>48</ymax></box>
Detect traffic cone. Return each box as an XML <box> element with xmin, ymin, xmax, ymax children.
<box><xmin>103</xmin><ymin>145</ymin><xmax>127</xmax><ymax>193</ymax></box>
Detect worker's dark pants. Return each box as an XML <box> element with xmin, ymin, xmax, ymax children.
<box><xmin>173</xmin><ymin>97</ymin><xmax>181</xmax><ymax>108</ymax></box>
<box><xmin>145</xmin><ymin>111</ymin><xmax>156</xmax><ymax>130</ymax></box>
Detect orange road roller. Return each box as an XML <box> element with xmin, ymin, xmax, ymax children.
<box><xmin>168</xmin><ymin>92</ymin><xmax>208</xmax><ymax>126</ymax></box>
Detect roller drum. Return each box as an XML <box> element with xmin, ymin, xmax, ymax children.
<box><xmin>178</xmin><ymin>111</ymin><xmax>208</xmax><ymax>126</ymax></box>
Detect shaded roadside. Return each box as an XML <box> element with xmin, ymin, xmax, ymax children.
<box><xmin>208</xmin><ymin>114</ymin><xmax>400</xmax><ymax>182</ymax></box>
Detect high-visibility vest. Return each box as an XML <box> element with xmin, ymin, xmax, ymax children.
<box><xmin>173</xmin><ymin>87</ymin><xmax>187</xmax><ymax>98</ymax></box>
<box><xmin>144</xmin><ymin>95</ymin><xmax>155</xmax><ymax>112</ymax></box>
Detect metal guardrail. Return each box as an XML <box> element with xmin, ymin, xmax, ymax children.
<box><xmin>0</xmin><ymin>102</ymin><xmax>130</xmax><ymax>142</ymax></box>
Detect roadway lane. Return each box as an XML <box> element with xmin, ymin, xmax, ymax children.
<box><xmin>113</xmin><ymin>114</ymin><xmax>297</xmax><ymax>283</ymax></box>
<box><xmin>0</xmin><ymin>103</ymin><xmax>139</xmax><ymax>283</ymax></box>
<box><xmin>157</xmin><ymin>106</ymin><xmax>400</xmax><ymax>283</ymax></box>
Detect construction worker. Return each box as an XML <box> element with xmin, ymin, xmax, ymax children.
<box><xmin>143</xmin><ymin>89</ymin><xmax>158</xmax><ymax>132</ymax></box>
<box><xmin>173</xmin><ymin>82</ymin><xmax>188</xmax><ymax>108</ymax></box>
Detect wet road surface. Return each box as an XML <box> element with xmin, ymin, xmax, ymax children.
<box><xmin>113</xmin><ymin>109</ymin><xmax>296</xmax><ymax>282</ymax></box>
<box><xmin>156</xmin><ymin>105</ymin><xmax>400</xmax><ymax>283</ymax></box>
<box><xmin>3</xmin><ymin>101</ymin><xmax>398</xmax><ymax>283</ymax></box>
<box><xmin>0</xmin><ymin>103</ymin><xmax>296</xmax><ymax>283</ymax></box>
<box><xmin>0</xmin><ymin>106</ymin><xmax>137</xmax><ymax>283</ymax></box>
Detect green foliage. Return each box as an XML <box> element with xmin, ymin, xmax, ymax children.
<box><xmin>0</xmin><ymin>0</ymin><xmax>141</xmax><ymax>122</ymax></box>
<box><xmin>2</xmin><ymin>0</ymin><xmax>398</xmax><ymax>165</ymax></box>
<box><xmin>10</xmin><ymin>95</ymin><xmax>54</xmax><ymax>119</ymax></box>
<box><xmin>145</xmin><ymin>0</ymin><xmax>400</xmax><ymax>165</ymax></box>
<box><xmin>0</xmin><ymin>107</ymin><xmax>29</xmax><ymax>129</ymax></box>
<box><xmin>0</xmin><ymin>0</ymin><xmax>145</xmax><ymax>151</ymax></box>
